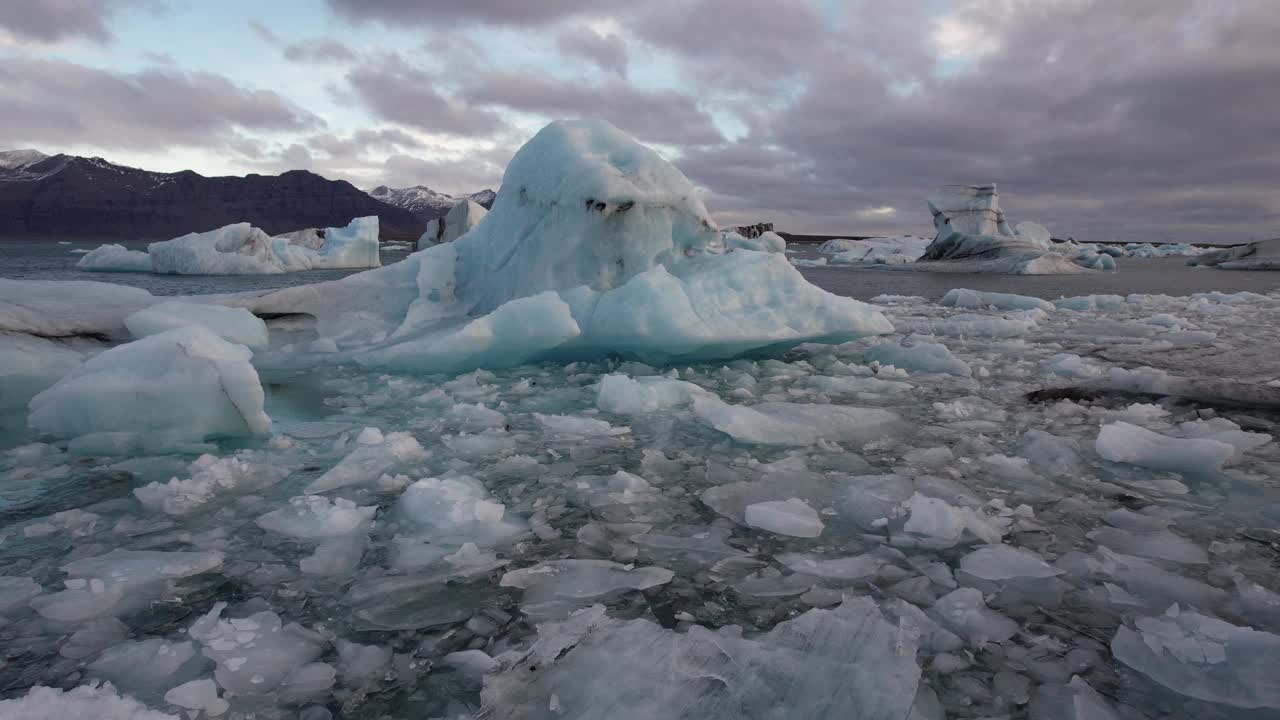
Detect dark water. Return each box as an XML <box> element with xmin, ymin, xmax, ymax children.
<box><xmin>1</xmin><ymin>239</ymin><xmax>1277</xmax><ymax>301</ymax></box>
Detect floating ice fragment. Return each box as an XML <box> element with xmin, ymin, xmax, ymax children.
<box><xmin>304</xmin><ymin>430</ymin><xmax>427</xmax><ymax>493</ymax></box>
<box><xmin>256</xmin><ymin>495</ymin><xmax>376</xmax><ymax>540</ymax></box>
<box><xmin>692</xmin><ymin>397</ymin><xmax>901</xmax><ymax>446</ymax></box>
<box><xmin>1112</xmin><ymin>606</ymin><xmax>1280</xmax><ymax>709</ymax></box>
<box><xmin>929</xmin><ymin>588</ymin><xmax>1019</xmax><ymax>647</ymax></box>
<box><xmin>941</xmin><ymin>288</ymin><xmax>1054</xmax><ymax>311</ymax></box>
<box><xmin>744</xmin><ymin>498</ymin><xmax>825</xmax><ymax>537</ymax></box>
<box><xmin>0</xmin><ymin>683</ymin><xmax>176</xmax><ymax>720</ymax></box>
<box><xmin>480</xmin><ymin>597</ymin><xmax>921</xmax><ymax>719</ymax></box>
<box><xmin>959</xmin><ymin>545</ymin><xmax>1063</xmax><ymax>581</ymax></box>
<box><xmin>163</xmin><ymin>679</ymin><xmax>228</xmax><ymax>717</ymax></box>
<box><xmin>500</xmin><ymin>559</ymin><xmax>673</xmax><ymax>601</ymax></box>
<box><xmin>1095</xmin><ymin>421</ymin><xmax>1235</xmax><ymax>473</ymax></box>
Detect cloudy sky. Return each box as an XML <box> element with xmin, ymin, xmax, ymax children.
<box><xmin>1</xmin><ymin>0</ymin><xmax>1277</xmax><ymax>242</ymax></box>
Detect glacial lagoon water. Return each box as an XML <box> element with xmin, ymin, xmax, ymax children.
<box><xmin>5</xmin><ymin>239</ymin><xmax>1279</xmax><ymax>301</ymax></box>
<box><xmin>3</xmin><ymin>239</ymin><xmax>1280</xmax><ymax>719</ymax></box>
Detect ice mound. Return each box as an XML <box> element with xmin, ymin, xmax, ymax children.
<box><xmin>397</xmin><ymin>475</ymin><xmax>523</xmax><ymax>546</ymax></box>
<box><xmin>417</xmin><ymin>198</ymin><xmax>489</xmax><ymax>249</ymax></box>
<box><xmin>0</xmin><ymin>279</ymin><xmax>154</xmax><ymax>339</ymax></box>
<box><xmin>1189</xmin><ymin>237</ymin><xmax>1280</xmax><ymax>270</ymax></box>
<box><xmin>915</xmin><ymin>184</ymin><xmax>1090</xmax><ymax>274</ymax></box>
<box><xmin>233</xmin><ymin>120</ymin><xmax>890</xmax><ymax>371</ymax></box>
<box><xmin>0</xmin><ymin>683</ymin><xmax>176</xmax><ymax>720</ymax></box>
<box><xmin>1112</xmin><ymin>604</ymin><xmax>1280</xmax><ymax>710</ymax></box>
<box><xmin>480</xmin><ymin>598</ymin><xmax>922</xmax><ymax>719</ymax></box>
<box><xmin>134</xmin><ymin>216</ymin><xmax>380</xmax><ymax>275</ymax></box>
<box><xmin>723</xmin><ymin>229</ymin><xmax>787</xmax><ymax>253</ymax></box>
<box><xmin>125</xmin><ymin>301</ymin><xmax>269</xmax><ymax>350</ymax></box>
<box><xmin>28</xmin><ymin>326</ymin><xmax>270</xmax><ymax>449</ymax></box>
<box><xmin>75</xmin><ymin>243</ymin><xmax>154</xmax><ymax>273</ymax></box>
<box><xmin>595</xmin><ymin>374</ymin><xmax>713</xmax><ymax>413</ymax></box>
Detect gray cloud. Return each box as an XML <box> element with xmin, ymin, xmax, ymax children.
<box><xmin>0</xmin><ymin>57</ymin><xmax>322</xmax><ymax>150</ymax></box>
<box><xmin>460</xmin><ymin>72</ymin><xmax>722</xmax><ymax>146</ymax></box>
<box><xmin>674</xmin><ymin>0</ymin><xmax>1280</xmax><ymax>242</ymax></box>
<box><xmin>306</xmin><ymin>128</ymin><xmax>424</xmax><ymax>159</ymax></box>
<box><xmin>325</xmin><ymin>0</ymin><xmax>620</xmax><ymax>27</ymax></box>
<box><xmin>283</xmin><ymin>37</ymin><xmax>356</xmax><ymax>63</ymax></box>
<box><xmin>0</xmin><ymin>0</ymin><xmax>153</xmax><ymax>43</ymax></box>
<box><xmin>345</xmin><ymin>54</ymin><xmax>506</xmax><ymax>137</ymax></box>
<box><xmin>556</xmin><ymin>29</ymin><xmax>627</xmax><ymax>76</ymax></box>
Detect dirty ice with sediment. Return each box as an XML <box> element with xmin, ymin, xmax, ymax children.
<box><xmin>1</xmin><ymin>120</ymin><xmax>1279</xmax><ymax>720</ymax></box>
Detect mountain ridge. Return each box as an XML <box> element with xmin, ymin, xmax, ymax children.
<box><xmin>0</xmin><ymin>150</ymin><xmax>423</xmax><ymax>241</ymax></box>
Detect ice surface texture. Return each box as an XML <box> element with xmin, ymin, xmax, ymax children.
<box><xmin>233</xmin><ymin>120</ymin><xmax>890</xmax><ymax>371</ymax></box>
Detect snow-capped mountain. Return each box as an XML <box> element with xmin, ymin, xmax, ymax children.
<box><xmin>0</xmin><ymin>149</ymin><xmax>49</xmax><ymax>171</ymax></box>
<box><xmin>369</xmin><ymin>185</ymin><xmax>497</xmax><ymax>222</ymax></box>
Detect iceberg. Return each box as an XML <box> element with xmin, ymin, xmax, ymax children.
<box><xmin>28</xmin><ymin>326</ymin><xmax>270</xmax><ymax>449</ymax></box>
<box><xmin>74</xmin><ymin>243</ymin><xmax>154</xmax><ymax>273</ymax></box>
<box><xmin>417</xmin><ymin>198</ymin><xmax>489</xmax><ymax>250</ymax></box>
<box><xmin>913</xmin><ymin>184</ymin><xmax>1091</xmax><ymax>274</ymax></box>
<box><xmin>1189</xmin><ymin>237</ymin><xmax>1280</xmax><ymax>270</ymax></box>
<box><xmin>231</xmin><ymin>120</ymin><xmax>890</xmax><ymax>371</ymax></box>
<box><xmin>79</xmin><ymin>216</ymin><xmax>382</xmax><ymax>275</ymax></box>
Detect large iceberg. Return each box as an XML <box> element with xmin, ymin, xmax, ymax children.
<box><xmin>232</xmin><ymin>120</ymin><xmax>891</xmax><ymax>371</ymax></box>
<box><xmin>914</xmin><ymin>184</ymin><xmax>1090</xmax><ymax>274</ymax></box>
<box><xmin>417</xmin><ymin>198</ymin><xmax>489</xmax><ymax>250</ymax></box>
<box><xmin>28</xmin><ymin>326</ymin><xmax>270</xmax><ymax>450</ymax></box>
<box><xmin>76</xmin><ymin>217</ymin><xmax>381</xmax><ymax>275</ymax></box>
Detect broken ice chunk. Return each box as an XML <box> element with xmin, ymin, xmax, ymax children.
<box><xmin>691</xmin><ymin>397</ymin><xmax>902</xmax><ymax>446</ymax></box>
<box><xmin>255</xmin><ymin>495</ymin><xmax>376</xmax><ymax>540</ymax></box>
<box><xmin>958</xmin><ymin>545</ymin><xmax>1063</xmax><ymax>581</ymax></box>
<box><xmin>0</xmin><ymin>683</ymin><xmax>176</xmax><ymax>720</ymax></box>
<box><xmin>480</xmin><ymin>597</ymin><xmax>921</xmax><ymax>719</ymax></box>
<box><xmin>187</xmin><ymin>602</ymin><xmax>326</xmax><ymax>696</ymax></box>
<box><xmin>1095</xmin><ymin>421</ymin><xmax>1235</xmax><ymax>474</ymax></box>
<box><xmin>594</xmin><ymin>374</ymin><xmax>713</xmax><ymax>414</ymax></box>
<box><xmin>743</xmin><ymin>498</ymin><xmax>825</xmax><ymax>537</ymax></box>
<box><xmin>499</xmin><ymin>559</ymin><xmax>673</xmax><ymax>602</ymax></box>
<box><xmin>304</xmin><ymin>430</ymin><xmax>428</xmax><ymax>493</ymax></box>
<box><xmin>929</xmin><ymin>588</ymin><xmax>1019</xmax><ymax>647</ymax></box>
<box><xmin>396</xmin><ymin>475</ymin><xmax>523</xmax><ymax>546</ymax></box>
<box><xmin>1111</xmin><ymin>605</ymin><xmax>1280</xmax><ymax>710</ymax></box>
<box><xmin>163</xmin><ymin>678</ymin><xmax>228</xmax><ymax>717</ymax></box>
